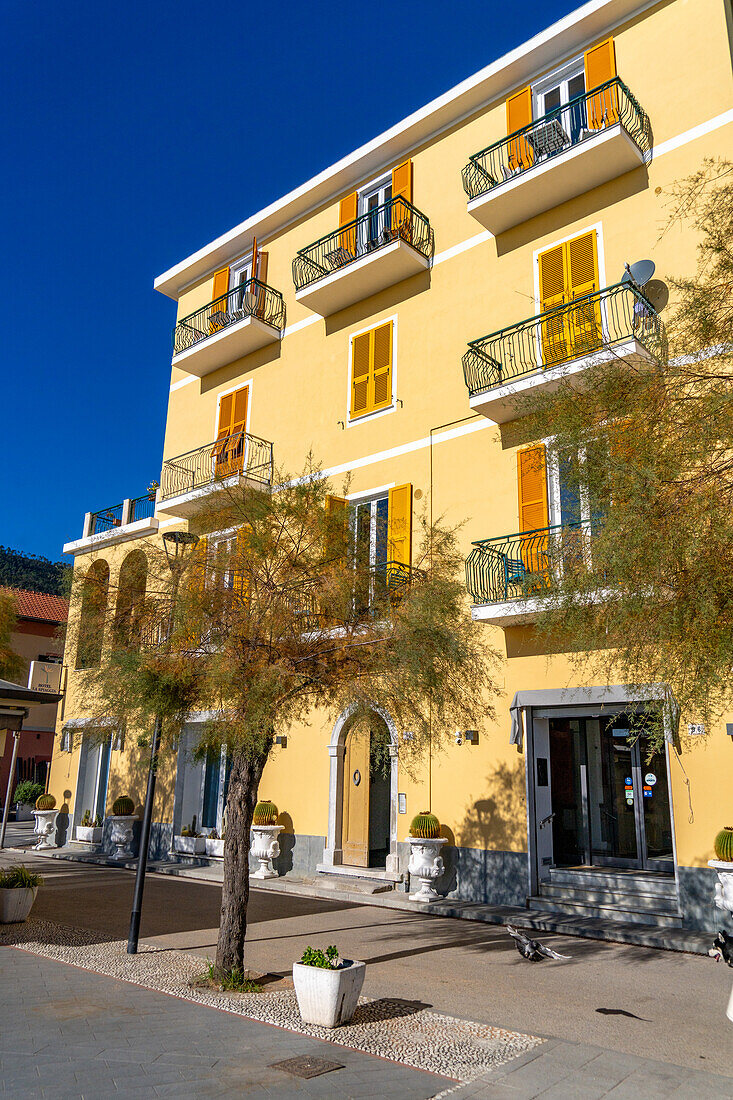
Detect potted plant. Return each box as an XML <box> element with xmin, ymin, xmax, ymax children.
<box><xmin>174</xmin><ymin>816</ymin><xmax>205</xmax><ymax>855</ymax></box>
<box><xmin>13</xmin><ymin>781</ymin><xmax>45</xmax><ymax>823</ymax></box>
<box><xmin>407</xmin><ymin>810</ymin><xmax>447</xmax><ymax>902</ymax></box>
<box><xmin>293</xmin><ymin>944</ymin><xmax>365</xmax><ymax>1028</ymax></box>
<box><xmin>32</xmin><ymin>794</ymin><xmax>59</xmax><ymax>850</ymax></box>
<box><xmin>147</xmin><ymin>480</ymin><xmax>159</xmax><ymax>502</ymax></box>
<box><xmin>76</xmin><ymin>809</ymin><xmax>103</xmax><ymax>845</ymax></box>
<box><xmin>709</xmin><ymin>826</ymin><xmax>733</xmax><ymax>916</ymax></box>
<box><xmin>205</xmin><ymin>826</ymin><xmax>224</xmax><ymax>859</ymax></box>
<box><xmin>107</xmin><ymin>795</ymin><xmax>137</xmax><ymax>860</ymax></box>
<box><xmin>250</xmin><ymin>800</ymin><xmax>283</xmax><ymax>879</ymax></box>
<box><xmin>0</xmin><ymin>864</ymin><xmax>43</xmax><ymax>923</ymax></box>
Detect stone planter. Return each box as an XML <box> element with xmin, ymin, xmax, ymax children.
<box><xmin>708</xmin><ymin>860</ymin><xmax>733</xmax><ymax>915</ymax></box>
<box><xmin>205</xmin><ymin>837</ymin><xmax>224</xmax><ymax>858</ymax></box>
<box><xmin>0</xmin><ymin>887</ymin><xmax>38</xmax><ymax>923</ymax></box>
<box><xmin>293</xmin><ymin>960</ymin><xmax>366</xmax><ymax>1028</ymax></box>
<box><xmin>173</xmin><ymin>835</ymin><xmax>205</xmax><ymax>855</ymax></box>
<box><xmin>15</xmin><ymin>802</ymin><xmax>34</xmax><ymax>823</ymax></box>
<box><xmin>250</xmin><ymin>824</ymin><xmax>283</xmax><ymax>879</ymax></box>
<box><xmin>108</xmin><ymin>815</ymin><xmax>137</xmax><ymax>860</ymax></box>
<box><xmin>75</xmin><ymin>825</ymin><xmax>102</xmax><ymax>845</ymax></box>
<box><xmin>408</xmin><ymin>836</ymin><xmax>447</xmax><ymax>902</ymax></box>
<box><xmin>31</xmin><ymin>809</ymin><xmax>59</xmax><ymax>850</ymax></box>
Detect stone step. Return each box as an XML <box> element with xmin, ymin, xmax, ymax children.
<box><xmin>317</xmin><ymin>875</ymin><xmax>394</xmax><ymax>895</ymax></box>
<box><xmin>539</xmin><ymin>883</ymin><xmax>680</xmax><ymax>914</ymax></box>
<box><xmin>547</xmin><ymin>867</ymin><xmax>676</xmax><ymax>895</ymax></box>
<box><xmin>528</xmin><ymin>895</ymin><xmax>683</xmax><ymax>927</ymax></box>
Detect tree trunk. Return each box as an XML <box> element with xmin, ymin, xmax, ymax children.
<box><xmin>215</xmin><ymin>745</ymin><xmax>269</xmax><ymax>973</ymax></box>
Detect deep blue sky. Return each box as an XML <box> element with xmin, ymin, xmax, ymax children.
<box><xmin>2</xmin><ymin>0</ymin><xmax>573</xmax><ymax>562</ymax></box>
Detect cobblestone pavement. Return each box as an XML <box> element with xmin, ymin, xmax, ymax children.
<box><xmin>0</xmin><ymin>946</ymin><xmax>452</xmax><ymax>1099</ymax></box>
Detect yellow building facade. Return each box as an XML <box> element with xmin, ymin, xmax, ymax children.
<box><xmin>51</xmin><ymin>0</ymin><xmax>733</xmax><ymax>931</ymax></box>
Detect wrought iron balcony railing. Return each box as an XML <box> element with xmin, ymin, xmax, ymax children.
<box><xmin>292</xmin><ymin>197</ymin><xmax>433</xmax><ymax>292</ymax></box>
<box><xmin>462</xmin><ymin>78</ymin><xmax>650</xmax><ymax>201</ymax></box>
<box><xmin>466</xmin><ymin>523</ymin><xmax>591</xmax><ymax>605</ymax></box>
<box><xmin>130</xmin><ymin>494</ymin><xmax>156</xmax><ymax>523</ymax></box>
<box><xmin>160</xmin><ymin>431</ymin><xmax>274</xmax><ymax>502</ymax></box>
<box><xmin>463</xmin><ymin>282</ymin><xmax>665</xmax><ymax>397</ymax></box>
<box><xmin>173</xmin><ymin>278</ymin><xmax>286</xmax><ymax>356</ymax></box>
<box><xmin>90</xmin><ymin>503</ymin><xmax>123</xmax><ymax>534</ymax></box>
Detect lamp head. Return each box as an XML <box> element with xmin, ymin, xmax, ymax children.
<box><xmin>162</xmin><ymin>530</ymin><xmax>199</xmax><ymax>571</ymax></box>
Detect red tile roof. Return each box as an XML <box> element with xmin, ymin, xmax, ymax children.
<box><xmin>2</xmin><ymin>588</ymin><xmax>69</xmax><ymax>624</ymax></box>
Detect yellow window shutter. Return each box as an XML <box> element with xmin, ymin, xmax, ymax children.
<box><xmin>388</xmin><ymin>484</ymin><xmax>412</xmax><ymax>566</ymax></box>
<box><xmin>214</xmin><ymin>387</ymin><xmax>248</xmax><ymax>476</ymax></box>
<box><xmin>567</xmin><ymin>231</ymin><xmax>602</xmax><ymax>354</ymax></box>
<box><xmin>257</xmin><ymin>250</ymin><xmax>268</xmax><ymax>284</ymax></box>
<box><xmin>585</xmin><ymin>37</ymin><xmax>618</xmax><ymax>127</ymax></box>
<box><xmin>350</xmin><ymin>331</ymin><xmax>371</xmax><ymax>418</ymax></box>
<box><xmin>517</xmin><ymin>446</ymin><xmax>548</xmax><ymax>532</ymax></box>
<box><xmin>391</xmin><ymin>159</ymin><xmax>413</xmax><ymax>236</ymax></box>
<box><xmin>371</xmin><ymin>322</ymin><xmax>393</xmax><ymax>410</ymax></box>
<box><xmin>251</xmin><ymin>238</ymin><xmax>258</xmax><ymax>283</ymax></box>
<box><xmin>209</xmin><ymin>267</ymin><xmax>230</xmax><ymax>333</ymax></box>
<box><xmin>325</xmin><ymin>494</ymin><xmax>349</xmax><ymax>564</ymax></box>
<box><xmin>539</xmin><ymin>243</ymin><xmax>569</xmax><ymax>366</ymax></box>
<box><xmin>339</xmin><ymin>192</ymin><xmax>358</xmax><ymax>255</ymax></box>
<box><xmin>506</xmin><ymin>86</ymin><xmax>534</xmax><ymax>171</ymax></box>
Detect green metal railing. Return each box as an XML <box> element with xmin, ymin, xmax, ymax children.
<box><xmin>292</xmin><ymin>196</ymin><xmax>433</xmax><ymax>292</ymax></box>
<box><xmin>173</xmin><ymin>278</ymin><xmax>285</xmax><ymax>355</ymax></box>
<box><xmin>463</xmin><ymin>281</ymin><xmax>665</xmax><ymax>397</ymax></box>
<box><xmin>160</xmin><ymin>431</ymin><xmax>274</xmax><ymax>502</ymax></box>
<box><xmin>466</xmin><ymin>523</ymin><xmax>590</xmax><ymax>604</ymax></box>
<box><xmin>90</xmin><ymin>503</ymin><xmax>123</xmax><ymax>534</ymax></box>
<box><xmin>462</xmin><ymin>78</ymin><xmax>651</xmax><ymax>201</ymax></box>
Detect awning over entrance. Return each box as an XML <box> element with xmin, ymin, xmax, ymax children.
<box><xmin>509</xmin><ymin>684</ymin><xmax>679</xmax><ymax>751</ymax></box>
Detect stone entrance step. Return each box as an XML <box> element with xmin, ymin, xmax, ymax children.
<box><xmin>316</xmin><ymin>874</ymin><xmax>394</xmax><ymax>895</ymax></box>
<box><xmin>533</xmin><ymin>866</ymin><xmax>682</xmax><ymax>928</ymax></box>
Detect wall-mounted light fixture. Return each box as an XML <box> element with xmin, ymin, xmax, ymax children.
<box><xmin>464</xmin><ymin>730</ymin><xmax>479</xmax><ymax>745</ymax></box>
<box><xmin>402</xmin><ymin>730</ymin><xmax>415</xmax><ymax>742</ymax></box>
<box><xmin>455</xmin><ymin>730</ymin><xmax>463</xmax><ymax>746</ymax></box>
<box><xmin>275</xmin><ymin>735</ymin><xmax>288</xmax><ymax>748</ymax></box>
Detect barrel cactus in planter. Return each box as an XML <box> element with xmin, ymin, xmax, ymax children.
<box><xmin>714</xmin><ymin>826</ymin><xmax>733</xmax><ymax>864</ymax></box>
<box><xmin>32</xmin><ymin>793</ymin><xmax>59</xmax><ymax>850</ymax></box>
<box><xmin>407</xmin><ymin>811</ymin><xmax>445</xmax><ymax>902</ymax></box>
<box><xmin>112</xmin><ymin>796</ymin><xmax>135</xmax><ymax>817</ymax></box>
<box><xmin>109</xmin><ymin>796</ymin><xmax>137</xmax><ymax>860</ymax></box>
<box><xmin>252</xmin><ymin>800</ymin><xmax>278</xmax><ymax>825</ymax></box>
<box><xmin>409</xmin><ymin>811</ymin><xmax>441</xmax><ymax>839</ymax></box>
<box><xmin>35</xmin><ymin>794</ymin><xmax>56</xmax><ymax>811</ymax></box>
<box><xmin>250</xmin><ymin>801</ymin><xmax>282</xmax><ymax>878</ymax></box>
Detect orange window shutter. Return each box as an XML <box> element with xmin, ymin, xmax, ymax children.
<box><xmin>506</xmin><ymin>86</ymin><xmax>534</xmax><ymax>171</ymax></box>
<box><xmin>209</xmin><ymin>267</ymin><xmax>230</xmax><ymax>333</ymax></box>
<box><xmin>539</xmin><ymin>243</ymin><xmax>569</xmax><ymax>366</ymax></box>
<box><xmin>257</xmin><ymin>250</ymin><xmax>268</xmax><ymax>284</ymax></box>
<box><xmin>371</xmin><ymin>322</ymin><xmax>393</xmax><ymax>410</ymax></box>
<box><xmin>325</xmin><ymin>494</ymin><xmax>349</xmax><ymax>564</ymax></box>
<box><xmin>584</xmin><ymin>37</ymin><xmax>618</xmax><ymax>127</ymax></box>
<box><xmin>388</xmin><ymin>484</ymin><xmax>413</xmax><ymax>567</ymax></box>
<box><xmin>391</xmin><ymin>159</ymin><xmax>413</xmax><ymax>237</ymax></box>
<box><xmin>518</xmin><ymin>446</ymin><xmax>548</xmax><ymax>533</ymax></box>
<box><xmin>339</xmin><ymin>192</ymin><xmax>358</xmax><ymax>255</ymax></box>
<box><xmin>567</xmin><ymin>231</ymin><xmax>601</xmax><ymax>354</ymax></box>
<box><xmin>251</xmin><ymin>238</ymin><xmax>258</xmax><ymax>282</ymax></box>
<box><xmin>212</xmin><ymin>267</ymin><xmax>230</xmax><ymax>303</ymax></box>
<box><xmin>350</xmin><ymin>331</ymin><xmax>371</xmax><ymax>418</ymax></box>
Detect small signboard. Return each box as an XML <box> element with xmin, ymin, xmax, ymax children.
<box><xmin>398</xmin><ymin>793</ymin><xmax>407</xmax><ymax>815</ymax></box>
<box><xmin>28</xmin><ymin>661</ymin><xmax>62</xmax><ymax>695</ymax></box>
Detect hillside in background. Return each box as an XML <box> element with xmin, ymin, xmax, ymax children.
<box><xmin>0</xmin><ymin>546</ymin><xmax>70</xmax><ymax>597</ymax></box>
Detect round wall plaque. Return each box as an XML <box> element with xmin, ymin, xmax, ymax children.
<box><xmin>353</xmin><ymin>769</ymin><xmax>361</xmax><ymax>786</ymax></box>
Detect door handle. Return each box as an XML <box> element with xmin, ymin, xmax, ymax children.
<box><xmin>539</xmin><ymin>812</ymin><xmax>555</xmax><ymax>828</ymax></box>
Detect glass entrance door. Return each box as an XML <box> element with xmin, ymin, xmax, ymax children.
<box><xmin>547</xmin><ymin>715</ymin><xmax>673</xmax><ymax>871</ymax></box>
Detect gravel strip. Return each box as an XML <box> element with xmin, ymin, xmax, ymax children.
<box><xmin>0</xmin><ymin>918</ymin><xmax>543</xmax><ymax>1083</ymax></box>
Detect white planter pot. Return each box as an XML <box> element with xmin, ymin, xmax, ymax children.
<box><xmin>15</xmin><ymin>802</ymin><xmax>35</xmax><ymax>822</ymax></box>
<box><xmin>75</xmin><ymin>825</ymin><xmax>102</xmax><ymax>845</ymax></box>
<box><xmin>174</xmin><ymin>835</ymin><xmax>206</xmax><ymax>855</ymax></box>
<box><xmin>293</xmin><ymin>960</ymin><xmax>366</xmax><ymax>1028</ymax></box>
<box><xmin>31</xmin><ymin>809</ymin><xmax>59</xmax><ymax>850</ymax></box>
<box><xmin>108</xmin><ymin>815</ymin><xmax>137</xmax><ymax>860</ymax></box>
<box><xmin>408</xmin><ymin>836</ymin><xmax>447</xmax><ymax>902</ymax></box>
<box><xmin>708</xmin><ymin>860</ymin><xmax>733</xmax><ymax>915</ymax></box>
<box><xmin>205</xmin><ymin>837</ymin><xmax>224</xmax><ymax>858</ymax></box>
<box><xmin>0</xmin><ymin>887</ymin><xmax>38</xmax><ymax>923</ymax></box>
<box><xmin>250</xmin><ymin>824</ymin><xmax>283</xmax><ymax>879</ymax></box>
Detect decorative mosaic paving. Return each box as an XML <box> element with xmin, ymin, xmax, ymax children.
<box><xmin>0</xmin><ymin>919</ymin><xmax>543</xmax><ymax>1085</ymax></box>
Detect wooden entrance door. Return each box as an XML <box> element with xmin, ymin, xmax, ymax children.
<box><xmin>342</xmin><ymin>720</ymin><xmax>370</xmax><ymax>867</ymax></box>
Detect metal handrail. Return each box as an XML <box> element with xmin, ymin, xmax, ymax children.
<box><xmin>90</xmin><ymin>503</ymin><xmax>123</xmax><ymax>534</ymax></box>
<box><xmin>462</xmin><ymin>281</ymin><xmax>665</xmax><ymax>396</ymax></box>
<box><xmin>462</xmin><ymin>78</ymin><xmax>651</xmax><ymax>201</ymax></box>
<box><xmin>160</xmin><ymin>431</ymin><xmax>274</xmax><ymax>502</ymax></box>
<box><xmin>466</xmin><ymin>522</ymin><xmax>590</xmax><ymax>604</ymax></box>
<box><xmin>292</xmin><ymin>196</ymin><xmax>434</xmax><ymax>292</ymax></box>
<box><xmin>130</xmin><ymin>495</ymin><xmax>156</xmax><ymax>523</ymax></box>
<box><xmin>173</xmin><ymin>277</ymin><xmax>286</xmax><ymax>356</ymax></box>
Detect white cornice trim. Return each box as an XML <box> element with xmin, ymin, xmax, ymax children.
<box><xmin>154</xmin><ymin>0</ymin><xmax>654</xmax><ymax>299</ymax></box>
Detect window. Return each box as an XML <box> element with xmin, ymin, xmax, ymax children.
<box><xmin>537</xmin><ymin>230</ymin><xmax>602</xmax><ymax>365</ymax></box>
<box><xmin>331</xmin><ymin>485</ymin><xmax>413</xmax><ymax>614</ymax></box>
<box><xmin>213</xmin><ymin>385</ymin><xmax>250</xmax><ymax>476</ymax></box>
<box><xmin>359</xmin><ymin>175</ymin><xmax>393</xmax><ymax>249</ymax></box>
<box><xmin>349</xmin><ymin>321</ymin><xmax>393</xmax><ymax>420</ymax></box>
<box><xmin>533</xmin><ymin>58</ymin><xmax>587</xmax><ymax>144</ymax></box>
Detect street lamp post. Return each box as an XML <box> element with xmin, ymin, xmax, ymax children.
<box><xmin>127</xmin><ymin>531</ymin><xmax>198</xmax><ymax>955</ymax></box>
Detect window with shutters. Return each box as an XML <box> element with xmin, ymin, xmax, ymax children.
<box><xmin>359</xmin><ymin>175</ymin><xmax>393</xmax><ymax>249</ymax></box>
<box><xmin>349</xmin><ymin>320</ymin><xmax>394</xmax><ymax>421</ymax></box>
<box><xmin>213</xmin><ymin>384</ymin><xmax>250</xmax><ymax>477</ymax></box>
<box><xmin>532</xmin><ymin>56</ymin><xmax>587</xmax><ymax>145</ymax></box>
<box><xmin>537</xmin><ymin>230</ymin><xmax>602</xmax><ymax>366</ymax></box>
<box><xmin>349</xmin><ymin>483</ymin><xmax>412</xmax><ymax>614</ymax></box>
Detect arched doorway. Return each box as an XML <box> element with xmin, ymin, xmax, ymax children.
<box><xmin>323</xmin><ymin>709</ymin><xmax>398</xmax><ymax>874</ymax></box>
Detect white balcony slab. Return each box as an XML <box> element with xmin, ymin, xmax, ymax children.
<box><xmin>471</xmin><ymin>596</ymin><xmax>545</xmax><ymax>626</ymax></box>
<box><xmin>63</xmin><ymin>517</ymin><xmax>159</xmax><ymax>557</ymax></box>
<box><xmin>469</xmin><ymin>337</ymin><xmax>655</xmax><ymax>424</ymax></box>
<box><xmin>157</xmin><ymin>472</ymin><xmax>270</xmax><ymax>518</ymax></box>
<box><xmin>467</xmin><ymin>124</ymin><xmax>645</xmax><ymax>235</ymax></box>
<box><xmin>171</xmin><ymin>315</ymin><xmax>281</xmax><ymax>377</ymax></box>
<box><xmin>295</xmin><ymin>239</ymin><xmax>429</xmax><ymax>317</ymax></box>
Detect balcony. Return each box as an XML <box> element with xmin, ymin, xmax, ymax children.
<box><xmin>466</xmin><ymin>523</ymin><xmax>590</xmax><ymax>625</ymax></box>
<box><xmin>171</xmin><ymin>278</ymin><xmax>286</xmax><ymax>377</ymax></box>
<box><xmin>63</xmin><ymin>494</ymin><xmax>159</xmax><ymax>556</ymax></box>
<box><xmin>158</xmin><ymin>430</ymin><xmax>273</xmax><ymax>517</ymax></box>
<box><xmin>293</xmin><ymin>197</ymin><xmax>433</xmax><ymax>316</ymax></box>
<box><xmin>463</xmin><ymin>282</ymin><xmax>665</xmax><ymax>424</ymax></box>
<box><xmin>462</xmin><ymin>79</ymin><xmax>650</xmax><ymax>235</ymax></box>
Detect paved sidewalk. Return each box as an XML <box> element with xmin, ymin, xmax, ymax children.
<box><xmin>0</xmin><ymin>945</ymin><xmax>451</xmax><ymax>1099</ymax></box>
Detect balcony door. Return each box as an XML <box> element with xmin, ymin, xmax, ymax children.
<box><xmin>213</xmin><ymin>386</ymin><xmax>249</xmax><ymax>479</ymax></box>
<box><xmin>533</xmin><ymin>60</ymin><xmax>587</xmax><ymax>145</ymax></box>
<box><xmin>537</xmin><ymin>231</ymin><xmax>602</xmax><ymax>366</ymax></box>
<box><xmin>359</xmin><ymin>177</ymin><xmax>392</xmax><ymax>253</ymax></box>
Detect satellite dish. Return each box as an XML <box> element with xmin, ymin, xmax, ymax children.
<box><xmin>642</xmin><ymin>279</ymin><xmax>669</xmax><ymax>313</ymax></box>
<box><xmin>622</xmin><ymin>259</ymin><xmax>656</xmax><ymax>288</ymax></box>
